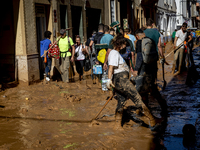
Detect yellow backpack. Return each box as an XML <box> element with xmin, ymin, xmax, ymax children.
<box><xmin>97</xmin><ymin>49</ymin><xmax>107</xmax><ymax>64</ymax></box>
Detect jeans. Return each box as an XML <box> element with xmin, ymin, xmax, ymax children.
<box><xmin>60</xmin><ymin>57</ymin><xmax>70</xmax><ymax>82</ymax></box>
<box><xmin>75</xmin><ymin>60</ymin><xmax>85</xmax><ymax>76</ymax></box>
<box><xmin>40</xmin><ymin>57</ymin><xmax>52</xmax><ymax>78</ymax></box>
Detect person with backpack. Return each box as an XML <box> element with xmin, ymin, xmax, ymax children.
<box><xmin>40</xmin><ymin>31</ymin><xmax>52</xmax><ymax>81</ymax></box>
<box><xmin>100</xmin><ymin>25</ymin><xmax>113</xmax><ymax>46</ymax></box>
<box><xmin>89</xmin><ymin>23</ymin><xmax>104</xmax><ymax>51</ymax></box>
<box><xmin>124</xmin><ymin>28</ymin><xmax>137</xmax><ymax>48</ymax></box>
<box><xmin>143</xmin><ymin>18</ymin><xmax>164</xmax><ymax>83</ymax></box>
<box><xmin>89</xmin><ymin>23</ymin><xmax>105</xmax><ymax>83</ymax></box>
<box><xmin>132</xmin><ymin>29</ymin><xmax>168</xmax><ymax>118</ymax></box>
<box><xmin>106</xmin><ymin>33</ymin><xmax>162</xmax><ymax>130</ymax></box>
<box><xmin>86</xmin><ymin>31</ymin><xmax>97</xmax><ymax>84</ymax></box>
<box><xmin>58</xmin><ymin>29</ymin><xmax>75</xmax><ymax>83</ymax></box>
<box><xmin>74</xmin><ymin>35</ymin><xmax>89</xmax><ymax>81</ymax></box>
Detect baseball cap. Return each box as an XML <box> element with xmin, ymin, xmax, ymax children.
<box><xmin>60</xmin><ymin>29</ymin><xmax>66</xmax><ymax>35</ymax></box>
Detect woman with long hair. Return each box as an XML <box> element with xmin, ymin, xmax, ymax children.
<box><xmin>74</xmin><ymin>35</ymin><xmax>89</xmax><ymax>81</ymax></box>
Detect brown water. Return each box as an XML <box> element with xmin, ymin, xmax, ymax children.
<box><xmin>0</xmin><ymin>44</ymin><xmax>200</xmax><ymax>150</ymax></box>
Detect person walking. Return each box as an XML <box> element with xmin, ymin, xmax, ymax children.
<box><xmin>74</xmin><ymin>35</ymin><xmax>89</xmax><ymax>81</ymax></box>
<box><xmin>85</xmin><ymin>31</ymin><xmax>97</xmax><ymax>84</ymax></box>
<box><xmin>144</xmin><ymin>18</ymin><xmax>164</xmax><ymax>58</ymax></box>
<box><xmin>100</xmin><ymin>25</ymin><xmax>113</xmax><ymax>46</ymax></box>
<box><xmin>173</xmin><ymin>23</ymin><xmax>187</xmax><ymax>75</ymax></box>
<box><xmin>106</xmin><ymin>34</ymin><xmax>162</xmax><ymax>130</ymax></box>
<box><xmin>40</xmin><ymin>31</ymin><xmax>52</xmax><ymax>81</ymax></box>
<box><xmin>58</xmin><ymin>29</ymin><xmax>75</xmax><ymax>83</ymax></box>
<box><xmin>133</xmin><ymin>29</ymin><xmax>168</xmax><ymax>117</ymax></box>
<box><xmin>110</xmin><ymin>28</ymin><xmax>115</xmax><ymax>37</ymax></box>
<box><xmin>124</xmin><ymin>28</ymin><xmax>137</xmax><ymax>48</ymax></box>
<box><xmin>185</xmin><ymin>29</ymin><xmax>194</xmax><ymax>67</ymax></box>
<box><xmin>89</xmin><ymin>23</ymin><xmax>105</xmax><ymax>83</ymax></box>
<box><xmin>143</xmin><ymin>18</ymin><xmax>164</xmax><ymax>82</ymax></box>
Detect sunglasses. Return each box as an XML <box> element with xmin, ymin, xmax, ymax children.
<box><xmin>182</xmin><ymin>26</ymin><xmax>187</xmax><ymax>28</ymax></box>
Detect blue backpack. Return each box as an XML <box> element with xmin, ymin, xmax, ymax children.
<box><xmin>120</xmin><ymin>46</ymin><xmax>131</xmax><ymax>60</ymax></box>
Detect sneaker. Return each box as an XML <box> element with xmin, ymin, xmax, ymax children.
<box><xmin>46</xmin><ymin>77</ymin><xmax>50</xmax><ymax>82</ymax></box>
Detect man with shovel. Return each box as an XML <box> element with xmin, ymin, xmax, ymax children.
<box><xmin>172</xmin><ymin>23</ymin><xmax>187</xmax><ymax>75</ymax></box>
<box><xmin>132</xmin><ymin>29</ymin><xmax>168</xmax><ymax>118</ymax></box>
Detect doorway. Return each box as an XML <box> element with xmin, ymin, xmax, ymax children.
<box><xmin>35</xmin><ymin>4</ymin><xmax>50</xmax><ymax>79</ymax></box>
<box><xmin>86</xmin><ymin>8</ymin><xmax>101</xmax><ymax>38</ymax></box>
<box><xmin>0</xmin><ymin>0</ymin><xmax>16</xmax><ymax>83</ymax></box>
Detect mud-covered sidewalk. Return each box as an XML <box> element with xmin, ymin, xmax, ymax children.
<box><xmin>0</xmin><ymin>44</ymin><xmax>200</xmax><ymax>150</ymax></box>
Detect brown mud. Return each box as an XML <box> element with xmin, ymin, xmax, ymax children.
<box><xmin>0</xmin><ymin>43</ymin><xmax>200</xmax><ymax>150</ymax></box>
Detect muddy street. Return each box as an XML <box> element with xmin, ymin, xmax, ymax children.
<box><xmin>0</xmin><ymin>45</ymin><xmax>200</xmax><ymax>150</ymax></box>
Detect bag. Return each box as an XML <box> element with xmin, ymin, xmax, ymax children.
<box><xmin>94</xmin><ymin>33</ymin><xmax>104</xmax><ymax>44</ymax></box>
<box><xmin>84</xmin><ymin>56</ymin><xmax>91</xmax><ymax>72</ymax></box>
<box><xmin>93</xmin><ymin>65</ymin><xmax>102</xmax><ymax>74</ymax></box>
<box><xmin>97</xmin><ymin>49</ymin><xmax>107</xmax><ymax>63</ymax></box>
<box><xmin>120</xmin><ymin>46</ymin><xmax>131</xmax><ymax>60</ymax></box>
<box><xmin>74</xmin><ymin>44</ymin><xmax>82</xmax><ymax>59</ymax></box>
<box><xmin>48</xmin><ymin>44</ymin><xmax>60</xmax><ymax>59</ymax></box>
<box><xmin>68</xmin><ymin>37</ymin><xmax>72</xmax><ymax>52</ymax></box>
<box><xmin>141</xmin><ymin>37</ymin><xmax>158</xmax><ymax>64</ymax></box>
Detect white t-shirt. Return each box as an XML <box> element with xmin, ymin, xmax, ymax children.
<box><xmin>75</xmin><ymin>44</ymin><xmax>85</xmax><ymax>60</ymax></box>
<box><xmin>175</xmin><ymin>29</ymin><xmax>187</xmax><ymax>48</ymax></box>
<box><xmin>108</xmin><ymin>50</ymin><xmax>129</xmax><ymax>74</ymax></box>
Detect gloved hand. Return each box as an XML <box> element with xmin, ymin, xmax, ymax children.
<box><xmin>160</xmin><ymin>57</ymin><xmax>165</xmax><ymax>64</ymax></box>
<box><xmin>106</xmin><ymin>79</ymin><xmax>115</xmax><ymax>90</ymax></box>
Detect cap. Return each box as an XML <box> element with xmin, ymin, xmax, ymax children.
<box><xmin>60</xmin><ymin>29</ymin><xmax>66</xmax><ymax>35</ymax></box>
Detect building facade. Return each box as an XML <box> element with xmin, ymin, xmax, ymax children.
<box><xmin>175</xmin><ymin>0</ymin><xmax>194</xmax><ymax>29</ymax></box>
<box><xmin>156</xmin><ymin>0</ymin><xmax>177</xmax><ymax>42</ymax></box>
<box><xmin>0</xmin><ymin>0</ymin><xmax>120</xmax><ymax>85</ymax></box>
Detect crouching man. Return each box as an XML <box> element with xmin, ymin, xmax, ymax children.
<box><xmin>132</xmin><ymin>29</ymin><xmax>168</xmax><ymax>118</ymax></box>
<box><xmin>106</xmin><ymin>33</ymin><xmax>162</xmax><ymax>130</ymax></box>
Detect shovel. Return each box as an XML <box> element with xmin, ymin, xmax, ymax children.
<box><xmin>89</xmin><ymin>94</ymin><xmax>114</xmax><ymax>127</ymax></box>
<box><xmin>162</xmin><ymin>62</ymin><xmax>167</xmax><ymax>90</ymax></box>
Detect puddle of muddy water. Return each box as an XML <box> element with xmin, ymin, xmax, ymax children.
<box><xmin>160</xmin><ymin>47</ymin><xmax>200</xmax><ymax>150</ymax></box>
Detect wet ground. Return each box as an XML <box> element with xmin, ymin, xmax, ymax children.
<box><xmin>0</xmin><ymin>43</ymin><xmax>200</xmax><ymax>150</ymax></box>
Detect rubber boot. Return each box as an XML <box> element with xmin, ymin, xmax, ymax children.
<box><xmin>114</xmin><ymin>111</ymin><xmax>124</xmax><ymax>130</ymax></box>
<box><xmin>174</xmin><ymin>64</ymin><xmax>181</xmax><ymax>76</ymax></box>
<box><xmin>157</xmin><ymin>98</ymin><xmax>168</xmax><ymax>118</ymax></box>
<box><xmin>141</xmin><ymin>104</ymin><xmax>163</xmax><ymax>130</ymax></box>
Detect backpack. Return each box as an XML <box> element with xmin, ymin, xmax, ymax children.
<box><xmin>120</xmin><ymin>46</ymin><xmax>131</xmax><ymax>60</ymax></box>
<box><xmin>141</xmin><ymin>37</ymin><xmax>158</xmax><ymax>64</ymax></box>
<box><xmin>94</xmin><ymin>32</ymin><xmax>104</xmax><ymax>44</ymax></box>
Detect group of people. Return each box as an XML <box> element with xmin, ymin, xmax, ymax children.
<box><xmin>41</xmin><ymin>18</ymin><xmax>198</xmax><ymax>130</ymax></box>
<box><xmin>40</xmin><ymin>29</ymin><xmax>90</xmax><ymax>82</ymax></box>
<box><xmin>105</xmin><ymin>18</ymin><xmax>167</xmax><ymax>130</ymax></box>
